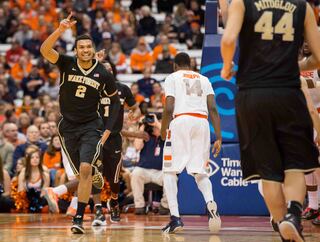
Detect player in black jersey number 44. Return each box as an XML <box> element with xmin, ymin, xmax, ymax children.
<box><xmin>221</xmin><ymin>0</ymin><xmax>320</xmax><ymax>241</ymax></box>
<box><xmin>40</xmin><ymin>13</ymin><xmax>120</xmax><ymax>234</ymax></box>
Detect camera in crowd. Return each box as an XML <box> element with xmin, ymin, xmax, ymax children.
<box><xmin>141</xmin><ymin>113</ymin><xmax>162</xmax><ymax>135</ymax></box>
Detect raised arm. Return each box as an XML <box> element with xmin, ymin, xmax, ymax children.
<box><xmin>40</xmin><ymin>13</ymin><xmax>76</xmax><ymax>64</ymax></box>
<box><xmin>299</xmin><ymin>3</ymin><xmax>320</xmax><ymax>71</ymax></box>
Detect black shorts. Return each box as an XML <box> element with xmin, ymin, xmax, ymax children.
<box><xmin>101</xmin><ymin>133</ymin><xmax>122</xmax><ymax>184</ymax></box>
<box><xmin>236</xmin><ymin>88</ymin><xmax>319</xmax><ymax>182</ymax></box>
<box><xmin>57</xmin><ymin>117</ymin><xmax>103</xmax><ymax>175</ymax></box>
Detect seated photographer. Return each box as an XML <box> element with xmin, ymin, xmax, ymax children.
<box><xmin>131</xmin><ymin>113</ymin><xmax>169</xmax><ymax>215</ymax></box>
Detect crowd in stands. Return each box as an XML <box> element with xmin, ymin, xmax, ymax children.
<box><xmin>1</xmin><ymin>0</ymin><xmax>319</xmax><ymax>214</ymax></box>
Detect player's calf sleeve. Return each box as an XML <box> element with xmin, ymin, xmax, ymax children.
<box><xmin>163</xmin><ymin>172</ymin><xmax>179</xmax><ymax>217</ymax></box>
<box><xmin>194</xmin><ymin>174</ymin><xmax>214</xmax><ymax>204</ymax></box>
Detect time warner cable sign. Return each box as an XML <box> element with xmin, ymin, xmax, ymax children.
<box><xmin>206</xmin><ymin>158</ymin><xmax>249</xmax><ymax>187</ymax></box>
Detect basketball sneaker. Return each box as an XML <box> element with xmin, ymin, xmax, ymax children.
<box><xmin>207</xmin><ymin>201</ymin><xmax>221</xmax><ymax>233</ymax></box>
<box><xmin>279</xmin><ymin>213</ymin><xmax>304</xmax><ymax>242</ymax></box>
<box><xmin>71</xmin><ymin>215</ymin><xmax>85</xmax><ymax>234</ymax></box>
<box><xmin>162</xmin><ymin>216</ymin><xmax>184</xmax><ymax>233</ymax></box>
<box><xmin>108</xmin><ymin>199</ymin><xmax>121</xmax><ymax>223</ymax></box>
<box><xmin>312</xmin><ymin>213</ymin><xmax>320</xmax><ymax>225</ymax></box>
<box><xmin>301</xmin><ymin>207</ymin><xmax>319</xmax><ymax>220</ymax></box>
<box><xmin>44</xmin><ymin>187</ymin><xmax>59</xmax><ymax>213</ymax></box>
<box><xmin>92</xmin><ymin>207</ymin><xmax>107</xmax><ymax>226</ymax></box>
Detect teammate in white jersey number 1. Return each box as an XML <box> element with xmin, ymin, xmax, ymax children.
<box><xmin>160</xmin><ymin>52</ymin><xmax>222</xmax><ymax>233</ymax></box>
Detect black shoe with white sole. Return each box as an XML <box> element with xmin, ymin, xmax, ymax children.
<box><xmin>71</xmin><ymin>215</ymin><xmax>85</xmax><ymax>234</ymax></box>
<box><xmin>108</xmin><ymin>200</ymin><xmax>121</xmax><ymax>223</ymax></box>
<box><xmin>279</xmin><ymin>213</ymin><xmax>304</xmax><ymax>242</ymax></box>
<box><xmin>162</xmin><ymin>216</ymin><xmax>184</xmax><ymax>233</ymax></box>
<box><xmin>91</xmin><ymin>208</ymin><xmax>107</xmax><ymax>226</ymax></box>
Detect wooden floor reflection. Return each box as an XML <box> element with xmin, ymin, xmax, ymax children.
<box><xmin>0</xmin><ymin>214</ymin><xmax>320</xmax><ymax>242</ymax></box>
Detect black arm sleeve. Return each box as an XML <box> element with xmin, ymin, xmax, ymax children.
<box><xmin>104</xmin><ymin>93</ymin><xmax>120</xmax><ymax>131</ymax></box>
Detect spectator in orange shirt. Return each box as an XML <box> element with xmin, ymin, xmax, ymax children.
<box><xmin>91</xmin><ymin>0</ymin><xmax>115</xmax><ymax>11</ymax></box>
<box><xmin>43</xmin><ymin>134</ymin><xmax>62</xmax><ymax>185</ymax></box>
<box><xmin>150</xmin><ymin>82</ymin><xmax>165</xmax><ymax>107</ymax></box>
<box><xmin>38</xmin><ymin>5</ymin><xmax>58</xmax><ymax>28</ymax></box>
<box><xmin>20</xmin><ymin>1</ymin><xmax>38</xmax><ymax>30</ymax></box>
<box><xmin>10</xmin><ymin>56</ymin><xmax>32</xmax><ymax>85</ymax></box>
<box><xmin>131</xmin><ymin>83</ymin><xmax>145</xmax><ymax>104</ymax></box>
<box><xmin>130</xmin><ymin>37</ymin><xmax>152</xmax><ymax>73</ymax></box>
<box><xmin>9</xmin><ymin>0</ymin><xmax>36</xmax><ymax>9</ymax></box>
<box><xmin>109</xmin><ymin>42</ymin><xmax>128</xmax><ymax>74</ymax></box>
<box><xmin>16</xmin><ymin>95</ymin><xmax>32</xmax><ymax>117</ymax></box>
<box><xmin>152</xmin><ymin>34</ymin><xmax>177</xmax><ymax>62</ymax></box>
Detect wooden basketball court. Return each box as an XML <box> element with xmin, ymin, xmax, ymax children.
<box><xmin>0</xmin><ymin>214</ymin><xmax>320</xmax><ymax>241</ymax></box>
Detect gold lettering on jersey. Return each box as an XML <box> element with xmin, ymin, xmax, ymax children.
<box><xmin>68</xmin><ymin>75</ymin><xmax>101</xmax><ymax>90</ymax></box>
<box><xmin>255</xmin><ymin>0</ymin><xmax>297</xmax><ymax>13</ymax></box>
<box><xmin>101</xmin><ymin>97</ymin><xmax>110</xmax><ymax>105</ymax></box>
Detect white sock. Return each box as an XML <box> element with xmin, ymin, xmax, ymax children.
<box><xmin>163</xmin><ymin>172</ymin><xmax>179</xmax><ymax>217</ymax></box>
<box><xmin>308</xmin><ymin>191</ymin><xmax>319</xmax><ymax>210</ymax></box>
<box><xmin>53</xmin><ymin>185</ymin><xmax>68</xmax><ymax>196</ymax></box>
<box><xmin>195</xmin><ymin>174</ymin><xmax>214</xmax><ymax>204</ymax></box>
<box><xmin>70</xmin><ymin>196</ymin><xmax>78</xmax><ymax>210</ymax></box>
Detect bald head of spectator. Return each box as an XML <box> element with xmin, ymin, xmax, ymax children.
<box><xmin>26</xmin><ymin>125</ymin><xmax>40</xmax><ymax>144</ymax></box>
<box><xmin>141</xmin><ymin>5</ymin><xmax>151</xmax><ymax>17</ymax></box>
<box><xmin>2</xmin><ymin>122</ymin><xmax>18</xmax><ymax>144</ymax></box>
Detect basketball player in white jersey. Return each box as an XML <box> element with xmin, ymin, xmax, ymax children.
<box><xmin>160</xmin><ymin>52</ymin><xmax>222</xmax><ymax>233</ymax></box>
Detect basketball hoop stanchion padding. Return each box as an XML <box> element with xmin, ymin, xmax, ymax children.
<box><xmin>177</xmin><ymin>1</ymin><xmax>268</xmax><ymax>216</ymax></box>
